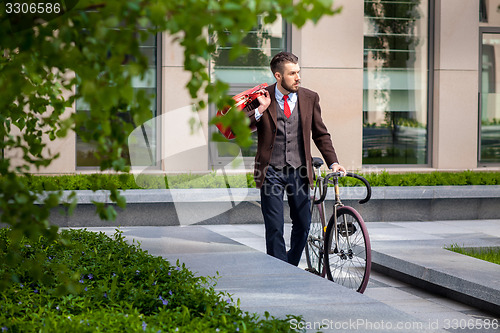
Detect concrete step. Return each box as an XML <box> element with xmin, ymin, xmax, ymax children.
<box><xmin>46</xmin><ymin>186</ymin><xmax>500</xmax><ymax>227</ymax></box>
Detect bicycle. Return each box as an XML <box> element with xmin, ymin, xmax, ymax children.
<box><xmin>304</xmin><ymin>157</ymin><xmax>372</xmax><ymax>293</ymax></box>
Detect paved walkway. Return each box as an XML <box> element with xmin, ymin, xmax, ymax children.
<box><xmin>87</xmin><ymin>220</ymin><xmax>500</xmax><ymax>332</ymax></box>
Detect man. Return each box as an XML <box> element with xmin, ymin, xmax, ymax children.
<box><xmin>245</xmin><ymin>51</ymin><xmax>346</xmax><ymax>266</ymax></box>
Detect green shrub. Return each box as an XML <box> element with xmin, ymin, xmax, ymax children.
<box><xmin>3</xmin><ymin>170</ymin><xmax>500</xmax><ymax>191</ymax></box>
<box><xmin>0</xmin><ymin>228</ymin><xmax>301</xmax><ymax>332</ymax></box>
<box><xmin>356</xmin><ymin>171</ymin><xmax>500</xmax><ymax>187</ymax></box>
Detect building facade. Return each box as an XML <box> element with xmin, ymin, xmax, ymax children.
<box><xmin>35</xmin><ymin>0</ymin><xmax>500</xmax><ymax>175</ymax></box>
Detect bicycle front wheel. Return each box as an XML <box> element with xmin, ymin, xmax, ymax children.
<box><xmin>324</xmin><ymin>206</ymin><xmax>371</xmax><ymax>293</ymax></box>
<box><xmin>305</xmin><ymin>202</ymin><xmax>325</xmax><ymax>275</ymax></box>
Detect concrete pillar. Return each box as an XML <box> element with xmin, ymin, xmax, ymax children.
<box><xmin>432</xmin><ymin>0</ymin><xmax>479</xmax><ymax>169</ymax></box>
<box><xmin>294</xmin><ymin>0</ymin><xmax>365</xmax><ymax>170</ymax></box>
<box><xmin>162</xmin><ymin>33</ymin><xmax>210</xmax><ymax>172</ymax></box>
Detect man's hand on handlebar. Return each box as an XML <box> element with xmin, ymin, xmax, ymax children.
<box><xmin>331</xmin><ymin>163</ymin><xmax>347</xmax><ymax>175</ymax></box>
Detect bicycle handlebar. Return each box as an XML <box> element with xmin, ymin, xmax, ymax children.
<box><xmin>315</xmin><ymin>172</ymin><xmax>372</xmax><ymax>205</ymax></box>
<box><xmin>345</xmin><ymin>172</ymin><xmax>372</xmax><ymax>204</ymax></box>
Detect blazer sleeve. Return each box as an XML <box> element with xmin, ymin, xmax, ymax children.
<box><xmin>243</xmin><ymin>104</ymin><xmax>259</xmax><ymax>130</ymax></box>
<box><xmin>310</xmin><ymin>93</ymin><xmax>339</xmax><ymax>167</ymax></box>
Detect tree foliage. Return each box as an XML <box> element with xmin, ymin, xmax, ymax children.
<box><xmin>0</xmin><ymin>0</ymin><xmax>339</xmax><ymax>290</ymax></box>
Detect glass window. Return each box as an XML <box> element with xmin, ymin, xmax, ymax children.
<box><xmin>479</xmin><ymin>32</ymin><xmax>500</xmax><ymax>164</ymax></box>
<box><xmin>479</xmin><ymin>0</ymin><xmax>500</xmax><ymax>26</ymax></box>
<box><xmin>363</xmin><ymin>0</ymin><xmax>429</xmax><ymax>165</ymax></box>
<box><xmin>210</xmin><ymin>17</ymin><xmax>288</xmax><ymax>163</ymax></box>
<box><xmin>212</xmin><ymin>16</ymin><xmax>286</xmax><ymax>85</ymax></box>
<box><xmin>480</xmin><ymin>0</ymin><xmax>488</xmax><ymax>23</ymax></box>
<box><xmin>479</xmin><ymin>1</ymin><xmax>500</xmax><ymax>164</ymax></box>
<box><xmin>76</xmin><ymin>32</ymin><xmax>158</xmax><ymax>167</ymax></box>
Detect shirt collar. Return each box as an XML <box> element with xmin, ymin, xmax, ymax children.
<box><xmin>275</xmin><ymin>87</ymin><xmax>297</xmax><ymax>103</ymax></box>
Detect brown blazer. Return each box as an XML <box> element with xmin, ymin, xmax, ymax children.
<box><xmin>246</xmin><ymin>83</ymin><xmax>339</xmax><ymax>189</ymax></box>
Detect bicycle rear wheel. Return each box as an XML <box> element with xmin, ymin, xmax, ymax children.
<box><xmin>324</xmin><ymin>206</ymin><xmax>371</xmax><ymax>293</ymax></box>
<box><xmin>305</xmin><ymin>202</ymin><xmax>325</xmax><ymax>275</ymax></box>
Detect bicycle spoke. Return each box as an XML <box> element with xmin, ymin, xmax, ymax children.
<box><xmin>305</xmin><ymin>200</ymin><xmax>325</xmax><ymax>275</ymax></box>
<box><xmin>329</xmin><ymin>250</ymin><xmax>365</xmax><ymax>286</ymax></box>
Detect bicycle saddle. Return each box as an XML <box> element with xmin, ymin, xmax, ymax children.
<box><xmin>312</xmin><ymin>157</ymin><xmax>324</xmax><ymax>169</ymax></box>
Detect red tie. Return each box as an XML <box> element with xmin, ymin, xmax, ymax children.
<box><xmin>283</xmin><ymin>95</ymin><xmax>291</xmax><ymax>118</ymax></box>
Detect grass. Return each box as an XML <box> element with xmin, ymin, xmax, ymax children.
<box><xmin>0</xmin><ymin>228</ymin><xmax>302</xmax><ymax>332</ymax></box>
<box><xmin>446</xmin><ymin>244</ymin><xmax>500</xmax><ymax>265</ymax></box>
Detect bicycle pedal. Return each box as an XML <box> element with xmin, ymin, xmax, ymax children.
<box><xmin>305</xmin><ymin>268</ymin><xmax>321</xmax><ymax>276</ymax></box>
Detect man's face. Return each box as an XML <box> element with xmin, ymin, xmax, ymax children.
<box><xmin>276</xmin><ymin>62</ymin><xmax>301</xmax><ymax>94</ymax></box>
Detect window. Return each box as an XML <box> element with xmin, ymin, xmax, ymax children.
<box><xmin>363</xmin><ymin>0</ymin><xmax>429</xmax><ymax>165</ymax></box>
<box><xmin>480</xmin><ymin>0</ymin><xmax>488</xmax><ymax>23</ymax></box>
<box><xmin>76</xmin><ymin>32</ymin><xmax>159</xmax><ymax>167</ymax></box>
<box><xmin>479</xmin><ymin>30</ymin><xmax>500</xmax><ymax>164</ymax></box>
<box><xmin>210</xmin><ymin>17</ymin><xmax>289</xmax><ymax>165</ymax></box>
<box><xmin>478</xmin><ymin>2</ymin><xmax>500</xmax><ymax>165</ymax></box>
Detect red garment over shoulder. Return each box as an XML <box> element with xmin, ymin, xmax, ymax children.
<box><xmin>215</xmin><ymin>83</ymin><xmax>268</xmax><ymax>140</ymax></box>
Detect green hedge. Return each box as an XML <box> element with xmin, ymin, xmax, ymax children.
<box><xmin>4</xmin><ymin>170</ymin><xmax>500</xmax><ymax>191</ymax></box>
<box><xmin>340</xmin><ymin>170</ymin><xmax>500</xmax><ymax>187</ymax></box>
<box><xmin>12</xmin><ymin>173</ymin><xmax>255</xmax><ymax>191</ymax></box>
<box><xmin>0</xmin><ymin>228</ymin><xmax>301</xmax><ymax>332</ymax></box>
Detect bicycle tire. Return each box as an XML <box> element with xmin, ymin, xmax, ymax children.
<box><xmin>305</xmin><ymin>202</ymin><xmax>325</xmax><ymax>275</ymax></box>
<box><xmin>324</xmin><ymin>206</ymin><xmax>371</xmax><ymax>293</ymax></box>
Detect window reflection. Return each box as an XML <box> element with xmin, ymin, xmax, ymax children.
<box><xmin>76</xmin><ymin>32</ymin><xmax>158</xmax><ymax>167</ymax></box>
<box><xmin>363</xmin><ymin>0</ymin><xmax>428</xmax><ymax>165</ymax></box>
<box><xmin>211</xmin><ymin>17</ymin><xmax>286</xmax><ymax>85</ymax></box>
<box><xmin>211</xmin><ymin>18</ymin><xmax>287</xmax><ymax>160</ymax></box>
<box><xmin>480</xmin><ymin>33</ymin><xmax>500</xmax><ymax>163</ymax></box>
<box><xmin>479</xmin><ymin>1</ymin><xmax>500</xmax><ymax>164</ymax></box>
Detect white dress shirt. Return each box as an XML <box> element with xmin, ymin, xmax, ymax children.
<box><xmin>254</xmin><ymin>89</ymin><xmax>297</xmax><ymax>121</ymax></box>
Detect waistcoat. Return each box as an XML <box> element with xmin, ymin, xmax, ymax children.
<box><xmin>269</xmin><ymin>101</ymin><xmax>306</xmax><ymax>169</ymax></box>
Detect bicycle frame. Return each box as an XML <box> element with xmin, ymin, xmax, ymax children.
<box><xmin>330</xmin><ymin>175</ymin><xmax>353</xmax><ymax>260</ymax></box>
<box><xmin>307</xmin><ymin>165</ymin><xmax>372</xmax><ymax>290</ymax></box>
<box><xmin>310</xmin><ymin>166</ymin><xmax>328</xmax><ymax>276</ymax></box>
<box><xmin>311</xmin><ymin>166</ymin><xmax>329</xmax><ymax>228</ymax></box>
<box><xmin>312</xmin><ymin>170</ymin><xmax>352</xmax><ymax>262</ymax></box>
<box><xmin>310</xmin><ymin>168</ymin><xmax>355</xmax><ymax>274</ymax></box>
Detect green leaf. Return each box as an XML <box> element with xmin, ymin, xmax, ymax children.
<box><xmin>0</xmin><ymin>0</ymin><xmax>339</xmax><ymax>294</ymax></box>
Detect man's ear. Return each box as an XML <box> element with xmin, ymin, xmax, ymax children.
<box><xmin>274</xmin><ymin>71</ymin><xmax>282</xmax><ymax>82</ymax></box>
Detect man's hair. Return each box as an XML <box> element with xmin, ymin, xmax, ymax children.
<box><xmin>270</xmin><ymin>52</ymin><xmax>299</xmax><ymax>74</ymax></box>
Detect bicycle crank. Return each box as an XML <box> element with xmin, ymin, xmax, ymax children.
<box><xmin>337</xmin><ymin>222</ymin><xmax>357</xmax><ymax>237</ymax></box>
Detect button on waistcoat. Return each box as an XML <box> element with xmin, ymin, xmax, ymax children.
<box><xmin>269</xmin><ymin>101</ymin><xmax>306</xmax><ymax>169</ymax></box>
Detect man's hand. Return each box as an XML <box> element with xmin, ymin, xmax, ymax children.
<box><xmin>256</xmin><ymin>89</ymin><xmax>271</xmax><ymax>114</ymax></box>
<box><xmin>331</xmin><ymin>163</ymin><xmax>347</xmax><ymax>174</ymax></box>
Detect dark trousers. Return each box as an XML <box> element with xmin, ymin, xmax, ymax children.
<box><xmin>260</xmin><ymin>165</ymin><xmax>311</xmax><ymax>266</ymax></box>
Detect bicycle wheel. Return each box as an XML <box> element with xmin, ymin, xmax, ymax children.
<box><xmin>324</xmin><ymin>206</ymin><xmax>371</xmax><ymax>293</ymax></box>
<box><xmin>305</xmin><ymin>202</ymin><xmax>325</xmax><ymax>275</ymax></box>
